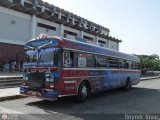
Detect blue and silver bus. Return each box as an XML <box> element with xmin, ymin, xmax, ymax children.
<box><xmin>20</xmin><ymin>35</ymin><xmax>140</xmax><ymax>102</ymax></box>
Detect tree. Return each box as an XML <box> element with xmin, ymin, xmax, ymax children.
<box><xmin>136</xmin><ymin>54</ymin><xmax>160</xmax><ymax>73</ymax></box>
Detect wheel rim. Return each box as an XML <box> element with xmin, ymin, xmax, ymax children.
<box><xmin>81</xmin><ymin>86</ymin><xmax>88</xmax><ymax>98</ymax></box>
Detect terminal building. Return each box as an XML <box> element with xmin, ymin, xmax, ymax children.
<box><xmin>0</xmin><ymin>0</ymin><xmax>122</xmax><ymax>64</ymax></box>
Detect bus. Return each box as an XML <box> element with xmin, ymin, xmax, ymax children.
<box><xmin>20</xmin><ymin>34</ymin><xmax>140</xmax><ymax>102</ymax></box>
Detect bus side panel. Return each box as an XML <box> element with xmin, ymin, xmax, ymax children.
<box><xmin>88</xmin><ymin>69</ymin><xmax>140</xmax><ymax>92</ymax></box>
<box><xmin>61</xmin><ymin>78</ymin><xmax>78</xmax><ymax>95</ymax></box>
<box><xmin>111</xmin><ymin>69</ymin><xmax>140</xmax><ymax>87</ymax></box>
<box><xmin>60</xmin><ymin>69</ymin><xmax>140</xmax><ymax>95</ymax></box>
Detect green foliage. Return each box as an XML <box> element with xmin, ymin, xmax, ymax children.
<box><xmin>136</xmin><ymin>54</ymin><xmax>160</xmax><ymax>71</ymax></box>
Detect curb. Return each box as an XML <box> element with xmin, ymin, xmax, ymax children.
<box><xmin>0</xmin><ymin>95</ymin><xmax>27</xmax><ymax>102</ymax></box>
<box><xmin>140</xmin><ymin>76</ymin><xmax>159</xmax><ymax>81</ymax></box>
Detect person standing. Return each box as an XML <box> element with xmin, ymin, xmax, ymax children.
<box><xmin>20</xmin><ymin>60</ymin><xmax>23</xmax><ymax>72</ymax></box>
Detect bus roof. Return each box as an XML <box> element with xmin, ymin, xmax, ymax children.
<box><xmin>26</xmin><ymin>36</ymin><xmax>140</xmax><ymax>62</ymax></box>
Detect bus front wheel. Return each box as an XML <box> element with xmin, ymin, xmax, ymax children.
<box><xmin>76</xmin><ymin>82</ymin><xmax>89</xmax><ymax>103</ymax></box>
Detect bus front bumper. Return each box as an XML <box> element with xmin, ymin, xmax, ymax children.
<box><xmin>20</xmin><ymin>86</ymin><xmax>58</xmax><ymax>101</ymax></box>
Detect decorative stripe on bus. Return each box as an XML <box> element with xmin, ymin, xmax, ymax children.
<box><xmin>64</xmin><ymin>81</ymin><xmax>76</xmax><ymax>83</ymax></box>
<box><xmin>63</xmin><ymin>74</ymin><xmax>139</xmax><ymax>79</ymax></box>
<box><xmin>63</xmin><ymin>68</ymin><xmax>140</xmax><ymax>72</ymax></box>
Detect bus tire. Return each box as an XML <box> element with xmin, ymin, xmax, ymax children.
<box><xmin>76</xmin><ymin>82</ymin><xmax>89</xmax><ymax>103</ymax></box>
<box><xmin>124</xmin><ymin>78</ymin><xmax>131</xmax><ymax>90</ymax></box>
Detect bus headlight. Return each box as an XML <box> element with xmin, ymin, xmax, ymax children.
<box><xmin>46</xmin><ymin>78</ymin><xmax>54</xmax><ymax>82</ymax></box>
<box><xmin>23</xmin><ymin>72</ymin><xmax>30</xmax><ymax>81</ymax></box>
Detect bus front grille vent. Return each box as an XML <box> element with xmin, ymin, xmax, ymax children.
<box><xmin>28</xmin><ymin>73</ymin><xmax>45</xmax><ymax>91</ymax></box>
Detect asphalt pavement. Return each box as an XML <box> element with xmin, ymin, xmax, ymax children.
<box><xmin>1</xmin><ymin>78</ymin><xmax>160</xmax><ymax>120</ymax></box>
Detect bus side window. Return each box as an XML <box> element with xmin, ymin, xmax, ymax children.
<box><xmin>78</xmin><ymin>53</ymin><xmax>95</xmax><ymax>68</ymax></box>
<box><xmin>119</xmin><ymin>59</ymin><xmax>126</xmax><ymax>69</ymax></box>
<box><xmin>96</xmin><ymin>55</ymin><xmax>107</xmax><ymax>68</ymax></box>
<box><xmin>108</xmin><ymin>57</ymin><xmax>119</xmax><ymax>68</ymax></box>
<box><xmin>136</xmin><ymin>63</ymin><xmax>140</xmax><ymax>70</ymax></box>
<box><xmin>131</xmin><ymin>62</ymin><xmax>136</xmax><ymax>69</ymax></box>
<box><xmin>129</xmin><ymin>61</ymin><xmax>132</xmax><ymax>69</ymax></box>
<box><xmin>126</xmin><ymin>63</ymin><xmax>129</xmax><ymax>69</ymax></box>
<box><xmin>63</xmin><ymin>51</ymin><xmax>74</xmax><ymax>67</ymax></box>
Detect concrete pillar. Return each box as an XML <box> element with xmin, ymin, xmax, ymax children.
<box><xmin>31</xmin><ymin>15</ymin><xmax>36</xmax><ymax>39</ymax></box>
<box><xmin>42</xmin><ymin>5</ymin><xmax>45</xmax><ymax>12</ymax></box>
<box><xmin>20</xmin><ymin>0</ymin><xmax>24</xmax><ymax>6</ymax></box>
<box><xmin>108</xmin><ymin>31</ymin><xmax>110</xmax><ymax>36</ymax></box>
<box><xmin>80</xmin><ymin>30</ymin><xmax>83</xmax><ymax>39</ymax></box>
<box><xmin>96</xmin><ymin>36</ymin><xmax>98</xmax><ymax>46</ymax></box>
<box><xmin>60</xmin><ymin>24</ymin><xmax>64</xmax><ymax>37</ymax></box>
<box><xmin>108</xmin><ymin>40</ymin><xmax>111</xmax><ymax>49</ymax></box>
<box><xmin>32</xmin><ymin>0</ymin><xmax>38</xmax><ymax>9</ymax></box>
<box><xmin>58</xmin><ymin>11</ymin><xmax>61</xmax><ymax>19</ymax></box>
<box><xmin>72</xmin><ymin>17</ymin><xmax>75</xmax><ymax>25</ymax></box>
<box><xmin>117</xmin><ymin>43</ymin><xmax>119</xmax><ymax>51</ymax></box>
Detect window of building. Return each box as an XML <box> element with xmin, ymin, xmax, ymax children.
<box><xmin>36</xmin><ymin>6</ymin><xmax>42</xmax><ymax>12</ymax></box>
<box><xmin>37</xmin><ymin>23</ymin><xmax>56</xmax><ymax>31</ymax></box>
<box><xmin>64</xmin><ymin>30</ymin><xmax>77</xmax><ymax>36</ymax></box>
<box><xmin>24</xmin><ymin>2</ymin><xmax>32</xmax><ymax>8</ymax></box>
<box><xmin>45</xmin><ymin>9</ymin><xmax>52</xmax><ymax>16</ymax></box>
<box><xmin>98</xmin><ymin>40</ymin><xmax>106</xmax><ymax>47</ymax></box>
<box><xmin>54</xmin><ymin>13</ymin><xmax>58</xmax><ymax>18</ymax></box>
<box><xmin>61</xmin><ymin>15</ymin><xmax>67</xmax><ymax>21</ymax></box>
<box><xmin>74</xmin><ymin>20</ymin><xmax>79</xmax><ymax>25</ymax></box>
<box><xmin>83</xmin><ymin>36</ymin><xmax>94</xmax><ymax>44</ymax></box>
<box><xmin>69</xmin><ymin>18</ymin><xmax>73</xmax><ymax>23</ymax></box>
<box><xmin>83</xmin><ymin>36</ymin><xmax>93</xmax><ymax>40</ymax></box>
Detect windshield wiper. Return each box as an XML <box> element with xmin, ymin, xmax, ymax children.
<box><xmin>37</xmin><ymin>41</ymin><xmax>52</xmax><ymax>49</ymax></box>
<box><xmin>25</xmin><ymin>45</ymin><xmax>34</xmax><ymax>49</ymax></box>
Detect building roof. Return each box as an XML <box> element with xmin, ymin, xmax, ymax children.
<box><xmin>0</xmin><ymin>0</ymin><xmax>122</xmax><ymax>43</ymax></box>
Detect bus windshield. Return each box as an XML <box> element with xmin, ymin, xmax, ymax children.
<box><xmin>25</xmin><ymin>48</ymin><xmax>62</xmax><ymax>67</ymax></box>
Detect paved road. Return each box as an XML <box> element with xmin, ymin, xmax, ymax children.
<box><xmin>0</xmin><ymin>79</ymin><xmax>160</xmax><ymax>120</ymax></box>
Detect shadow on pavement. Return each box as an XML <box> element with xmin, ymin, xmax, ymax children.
<box><xmin>26</xmin><ymin>87</ymin><xmax>160</xmax><ymax>120</ymax></box>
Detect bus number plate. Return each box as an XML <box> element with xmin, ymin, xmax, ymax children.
<box><xmin>31</xmin><ymin>91</ymin><xmax>36</xmax><ymax>96</ymax></box>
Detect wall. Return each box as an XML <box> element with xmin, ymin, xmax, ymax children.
<box><xmin>109</xmin><ymin>41</ymin><xmax>119</xmax><ymax>50</ymax></box>
<box><xmin>0</xmin><ymin>43</ymin><xmax>24</xmax><ymax>62</ymax></box>
<box><xmin>0</xmin><ymin>6</ymin><xmax>31</xmax><ymax>45</ymax></box>
<box><xmin>36</xmin><ymin>18</ymin><xmax>59</xmax><ymax>37</ymax></box>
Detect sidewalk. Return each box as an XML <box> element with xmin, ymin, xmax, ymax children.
<box><xmin>0</xmin><ymin>71</ymin><xmax>23</xmax><ymax>78</ymax></box>
<box><xmin>0</xmin><ymin>72</ymin><xmax>159</xmax><ymax>101</ymax></box>
<box><xmin>0</xmin><ymin>87</ymin><xmax>21</xmax><ymax>101</ymax></box>
<box><xmin>140</xmin><ymin>76</ymin><xmax>159</xmax><ymax>81</ymax></box>
<box><xmin>0</xmin><ymin>71</ymin><xmax>24</xmax><ymax>101</ymax></box>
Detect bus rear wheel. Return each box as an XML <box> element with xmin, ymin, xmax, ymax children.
<box><xmin>76</xmin><ymin>82</ymin><xmax>89</xmax><ymax>103</ymax></box>
<box><xmin>124</xmin><ymin>78</ymin><xmax>131</xmax><ymax>90</ymax></box>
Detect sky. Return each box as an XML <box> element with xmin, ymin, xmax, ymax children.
<box><xmin>43</xmin><ymin>0</ymin><xmax>160</xmax><ymax>56</ymax></box>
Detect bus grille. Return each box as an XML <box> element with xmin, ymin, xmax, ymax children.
<box><xmin>28</xmin><ymin>73</ymin><xmax>45</xmax><ymax>91</ymax></box>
